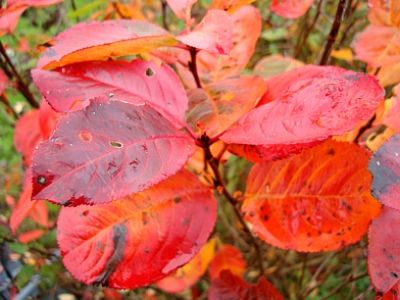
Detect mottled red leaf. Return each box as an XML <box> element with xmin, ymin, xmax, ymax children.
<box><xmin>271</xmin><ymin>0</ymin><xmax>314</xmax><ymax>19</ymax></box>
<box><xmin>177</xmin><ymin>9</ymin><xmax>232</xmax><ymax>54</ymax></box>
<box><xmin>156</xmin><ymin>238</ymin><xmax>216</xmax><ymax>293</ymax></box>
<box><xmin>369</xmin><ymin>134</ymin><xmax>400</xmax><ymax>211</ymax></box>
<box><xmin>221</xmin><ymin>66</ymin><xmax>384</xmax><ymax>146</ymax></box>
<box><xmin>243</xmin><ymin>140</ymin><xmax>381</xmax><ymax>252</ymax></box>
<box><xmin>37</xmin><ymin>20</ymin><xmax>176</xmax><ymax>70</ymax></box>
<box><xmin>208</xmin><ymin>270</ymin><xmax>283</xmax><ymax>300</ymax></box>
<box><xmin>186</xmin><ymin>76</ymin><xmax>266</xmax><ymax>137</ymax></box>
<box><xmin>32</xmin><ymin>100</ymin><xmax>195</xmax><ymax>206</ymax></box>
<box><xmin>208</xmin><ymin>245</ymin><xmax>246</xmax><ymax>280</ymax></box>
<box><xmin>57</xmin><ymin>170</ymin><xmax>217</xmax><ymax>289</ymax></box>
<box><xmin>32</xmin><ymin>60</ymin><xmax>188</xmax><ymax>125</ymax></box>
<box><xmin>368</xmin><ymin>206</ymin><xmax>400</xmax><ymax>294</ymax></box>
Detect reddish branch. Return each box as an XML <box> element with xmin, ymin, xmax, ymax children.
<box><xmin>198</xmin><ymin>134</ymin><xmax>265</xmax><ymax>276</ymax></box>
<box><xmin>0</xmin><ymin>42</ymin><xmax>39</xmax><ymax>108</ymax></box>
<box><xmin>319</xmin><ymin>0</ymin><xmax>348</xmax><ymax>65</ymax></box>
<box><xmin>0</xmin><ymin>94</ymin><xmax>18</xmax><ymax>120</ymax></box>
<box><xmin>161</xmin><ymin>0</ymin><xmax>169</xmax><ymax>30</ymax></box>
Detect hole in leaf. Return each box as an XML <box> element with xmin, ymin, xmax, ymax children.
<box><xmin>37</xmin><ymin>176</ymin><xmax>46</xmax><ymax>185</ymax></box>
<box><xmin>110</xmin><ymin>141</ymin><xmax>123</xmax><ymax>148</ymax></box>
<box><xmin>79</xmin><ymin>131</ymin><xmax>92</xmax><ymax>142</ymax></box>
<box><xmin>145</xmin><ymin>67</ymin><xmax>154</xmax><ymax>76</ymax></box>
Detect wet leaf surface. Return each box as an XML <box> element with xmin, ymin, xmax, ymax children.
<box><xmin>31</xmin><ymin>100</ymin><xmax>195</xmax><ymax>205</ymax></box>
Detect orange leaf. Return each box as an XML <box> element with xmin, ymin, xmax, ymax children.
<box><xmin>243</xmin><ymin>140</ymin><xmax>381</xmax><ymax>252</ymax></box>
<box><xmin>208</xmin><ymin>244</ymin><xmax>246</xmax><ymax>280</ymax></box>
<box><xmin>37</xmin><ymin>20</ymin><xmax>176</xmax><ymax>70</ymax></box>
<box><xmin>186</xmin><ymin>76</ymin><xmax>266</xmax><ymax>138</ymax></box>
<box><xmin>156</xmin><ymin>238</ymin><xmax>216</xmax><ymax>293</ymax></box>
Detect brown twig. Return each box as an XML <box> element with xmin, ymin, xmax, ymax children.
<box><xmin>354</xmin><ymin>114</ymin><xmax>376</xmax><ymax>144</ymax></box>
<box><xmin>0</xmin><ymin>94</ymin><xmax>18</xmax><ymax>120</ymax></box>
<box><xmin>0</xmin><ymin>42</ymin><xmax>39</xmax><ymax>108</ymax></box>
<box><xmin>161</xmin><ymin>0</ymin><xmax>169</xmax><ymax>30</ymax></box>
<box><xmin>198</xmin><ymin>134</ymin><xmax>265</xmax><ymax>276</ymax></box>
<box><xmin>188</xmin><ymin>47</ymin><xmax>202</xmax><ymax>88</ymax></box>
<box><xmin>319</xmin><ymin>0</ymin><xmax>348</xmax><ymax>65</ymax></box>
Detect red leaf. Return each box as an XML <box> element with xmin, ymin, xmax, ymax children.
<box><xmin>166</xmin><ymin>0</ymin><xmax>197</xmax><ymax>20</ymax></box>
<box><xmin>243</xmin><ymin>140</ymin><xmax>381</xmax><ymax>252</ymax></box>
<box><xmin>32</xmin><ymin>60</ymin><xmax>188</xmax><ymax>126</ymax></box>
<box><xmin>14</xmin><ymin>102</ymin><xmax>58</xmax><ymax>164</ymax></box>
<box><xmin>156</xmin><ymin>238</ymin><xmax>216</xmax><ymax>293</ymax></box>
<box><xmin>208</xmin><ymin>245</ymin><xmax>246</xmax><ymax>280</ymax></box>
<box><xmin>9</xmin><ymin>169</ymin><xmax>48</xmax><ymax>233</ymax></box>
<box><xmin>208</xmin><ymin>270</ymin><xmax>283</xmax><ymax>300</ymax></box>
<box><xmin>227</xmin><ymin>141</ymin><xmax>321</xmax><ymax>162</ymax></box>
<box><xmin>14</xmin><ymin>110</ymin><xmax>41</xmax><ymax>165</ymax></box>
<box><xmin>369</xmin><ymin>134</ymin><xmax>400</xmax><ymax>211</ymax></box>
<box><xmin>354</xmin><ymin>25</ymin><xmax>400</xmax><ymax>68</ymax></box>
<box><xmin>57</xmin><ymin>170</ymin><xmax>217</xmax><ymax>289</ymax></box>
<box><xmin>0</xmin><ymin>0</ymin><xmax>62</xmax><ymax>36</ymax></box>
<box><xmin>376</xmin><ymin>282</ymin><xmax>400</xmax><ymax>300</ymax></box>
<box><xmin>18</xmin><ymin>229</ymin><xmax>45</xmax><ymax>244</ymax></box>
<box><xmin>197</xmin><ymin>5</ymin><xmax>261</xmax><ymax>81</ymax></box>
<box><xmin>37</xmin><ymin>20</ymin><xmax>176</xmax><ymax>70</ymax></box>
<box><xmin>368</xmin><ymin>206</ymin><xmax>400</xmax><ymax>294</ymax></box>
<box><xmin>271</xmin><ymin>0</ymin><xmax>315</xmax><ymax>19</ymax></box>
<box><xmin>0</xmin><ymin>68</ymin><xmax>8</xmax><ymax>94</ymax></box>
<box><xmin>177</xmin><ymin>9</ymin><xmax>232</xmax><ymax>54</ymax></box>
<box><xmin>32</xmin><ymin>100</ymin><xmax>195</xmax><ymax>206</ymax></box>
<box><xmin>220</xmin><ymin>66</ymin><xmax>384</xmax><ymax>146</ymax></box>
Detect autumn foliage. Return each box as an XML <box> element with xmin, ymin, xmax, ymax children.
<box><xmin>2</xmin><ymin>0</ymin><xmax>400</xmax><ymax>299</ymax></box>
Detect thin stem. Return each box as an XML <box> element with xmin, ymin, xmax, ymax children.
<box><xmin>161</xmin><ymin>0</ymin><xmax>169</xmax><ymax>30</ymax></box>
<box><xmin>320</xmin><ymin>272</ymin><xmax>368</xmax><ymax>300</ymax></box>
<box><xmin>354</xmin><ymin>114</ymin><xmax>376</xmax><ymax>144</ymax></box>
<box><xmin>0</xmin><ymin>42</ymin><xmax>39</xmax><ymax>108</ymax></box>
<box><xmin>0</xmin><ymin>94</ymin><xmax>19</xmax><ymax>120</ymax></box>
<box><xmin>199</xmin><ymin>134</ymin><xmax>265</xmax><ymax>276</ymax></box>
<box><xmin>188</xmin><ymin>47</ymin><xmax>202</xmax><ymax>88</ymax></box>
<box><xmin>319</xmin><ymin>0</ymin><xmax>348</xmax><ymax>65</ymax></box>
<box><xmin>295</xmin><ymin>0</ymin><xmax>323</xmax><ymax>58</ymax></box>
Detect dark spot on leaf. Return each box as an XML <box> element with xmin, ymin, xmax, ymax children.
<box><xmin>142</xmin><ymin>212</ymin><xmax>149</xmax><ymax>225</ymax></box>
<box><xmin>82</xmin><ymin>210</ymin><xmax>89</xmax><ymax>216</ymax></box>
<box><xmin>174</xmin><ymin>197</ymin><xmax>181</xmax><ymax>203</ymax></box>
<box><xmin>183</xmin><ymin>217</ymin><xmax>190</xmax><ymax>226</ymax></box>
<box><xmin>110</xmin><ymin>141</ymin><xmax>123</xmax><ymax>148</ymax></box>
<box><xmin>79</xmin><ymin>131</ymin><xmax>93</xmax><ymax>142</ymax></box>
<box><xmin>391</xmin><ymin>272</ymin><xmax>399</xmax><ymax>278</ymax></box>
<box><xmin>94</xmin><ymin>223</ymin><xmax>127</xmax><ymax>285</ymax></box>
<box><xmin>327</xmin><ymin>148</ymin><xmax>336</xmax><ymax>155</ymax></box>
<box><xmin>144</xmin><ymin>247</ymin><xmax>150</xmax><ymax>254</ymax></box>
<box><xmin>146</xmin><ymin>67</ymin><xmax>154</xmax><ymax>76</ymax></box>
